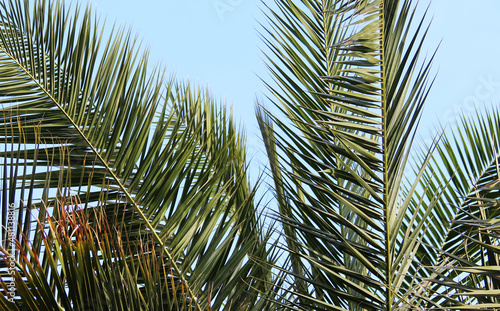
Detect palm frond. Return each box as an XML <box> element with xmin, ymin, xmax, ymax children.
<box><xmin>0</xmin><ymin>0</ymin><xmax>273</xmax><ymax>309</ymax></box>
<box><xmin>259</xmin><ymin>0</ymin><xmax>434</xmax><ymax>309</ymax></box>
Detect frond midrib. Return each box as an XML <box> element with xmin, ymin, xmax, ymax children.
<box><xmin>379</xmin><ymin>0</ymin><xmax>393</xmax><ymax>309</ymax></box>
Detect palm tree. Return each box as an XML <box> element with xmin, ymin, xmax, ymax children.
<box><xmin>257</xmin><ymin>0</ymin><xmax>500</xmax><ymax>309</ymax></box>
<box><xmin>1</xmin><ymin>0</ymin><xmax>500</xmax><ymax>310</ymax></box>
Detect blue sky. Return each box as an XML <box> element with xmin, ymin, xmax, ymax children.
<box><xmin>77</xmin><ymin>1</ymin><xmax>500</xmax><ymax>182</ymax></box>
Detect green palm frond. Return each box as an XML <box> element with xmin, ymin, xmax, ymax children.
<box><xmin>259</xmin><ymin>0</ymin><xmax>434</xmax><ymax>309</ymax></box>
<box><xmin>0</xmin><ymin>0</ymin><xmax>274</xmax><ymax>309</ymax></box>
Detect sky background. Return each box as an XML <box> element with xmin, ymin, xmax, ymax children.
<box><xmin>71</xmin><ymin>0</ymin><xmax>500</xmax><ymax>185</ymax></box>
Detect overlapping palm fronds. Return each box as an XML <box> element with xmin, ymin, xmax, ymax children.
<box><xmin>1</xmin><ymin>0</ymin><xmax>500</xmax><ymax>310</ymax></box>
<box><xmin>257</xmin><ymin>0</ymin><xmax>482</xmax><ymax>309</ymax></box>
<box><xmin>260</xmin><ymin>0</ymin><xmax>500</xmax><ymax>309</ymax></box>
<box><xmin>0</xmin><ymin>0</ymin><xmax>276</xmax><ymax>309</ymax></box>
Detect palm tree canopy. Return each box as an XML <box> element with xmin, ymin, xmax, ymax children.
<box><xmin>1</xmin><ymin>0</ymin><xmax>500</xmax><ymax>310</ymax></box>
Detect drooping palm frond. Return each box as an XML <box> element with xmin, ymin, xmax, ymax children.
<box><xmin>259</xmin><ymin>0</ymin><xmax>435</xmax><ymax>309</ymax></box>
<box><xmin>0</xmin><ymin>0</ymin><xmax>275</xmax><ymax>309</ymax></box>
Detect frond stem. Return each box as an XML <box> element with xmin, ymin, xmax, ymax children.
<box><xmin>380</xmin><ymin>0</ymin><xmax>392</xmax><ymax>309</ymax></box>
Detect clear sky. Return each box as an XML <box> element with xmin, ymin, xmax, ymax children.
<box><xmin>71</xmin><ymin>0</ymin><xmax>500</xmax><ymax>183</ymax></box>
